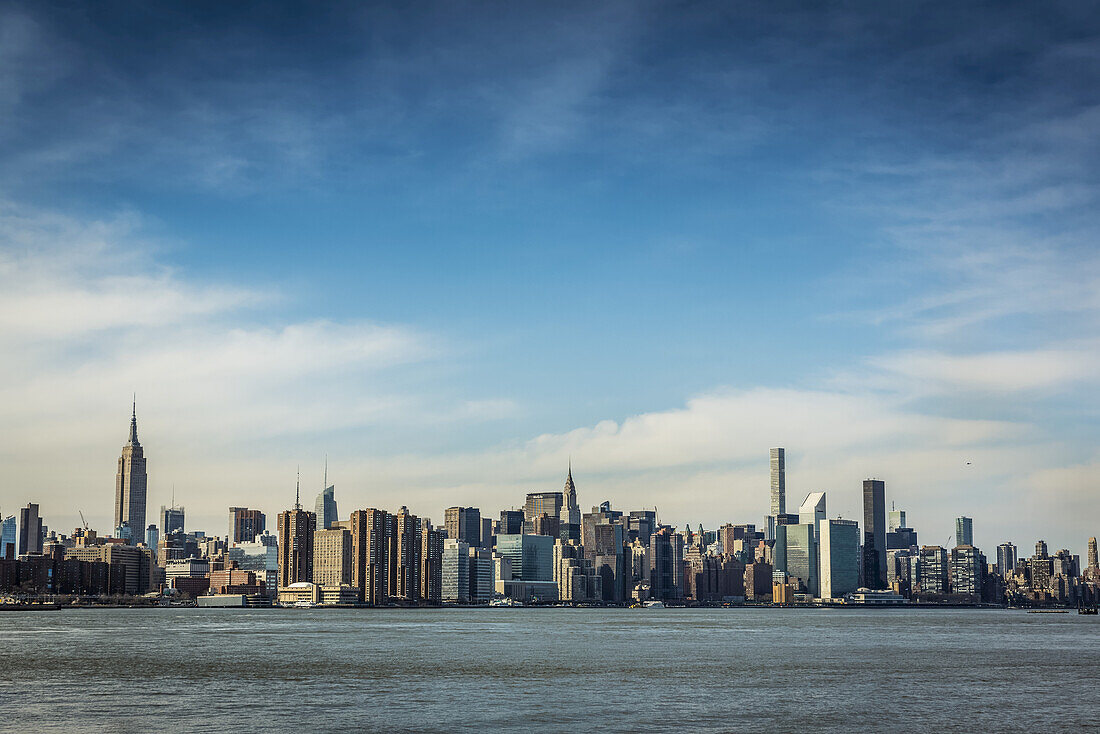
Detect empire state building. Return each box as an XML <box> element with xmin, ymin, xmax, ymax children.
<box><xmin>114</xmin><ymin>401</ymin><xmax>148</xmax><ymax>543</ymax></box>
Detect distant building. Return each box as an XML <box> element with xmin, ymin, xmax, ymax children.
<box><xmin>558</xmin><ymin>465</ymin><xmax>581</xmax><ymax>542</ymax></box>
<box><xmin>955</xmin><ymin>517</ymin><xmax>973</xmax><ymax>548</ymax></box>
<box><xmin>0</xmin><ymin>515</ymin><xmax>15</xmax><ymax>560</ymax></box>
<box><xmin>862</xmin><ymin>479</ymin><xmax>887</xmax><ymax>589</ymax></box>
<box><xmin>160</xmin><ymin>505</ymin><xmax>185</xmax><ymax>535</ymax></box>
<box><xmin>918</xmin><ymin>546</ymin><xmax>949</xmax><ymax>596</ymax></box>
<box><xmin>227</xmin><ymin>533</ymin><xmax>279</xmax><ymax>595</ymax></box>
<box><xmin>497</xmin><ymin>510</ymin><xmax>524</xmax><ymax>536</ymax></box>
<box><xmin>886</xmin><ymin>527</ymin><xmax>918</xmax><ymax>550</ymax></box>
<box><xmin>950</xmin><ymin>545</ymin><xmax>983</xmax><ymax>598</ymax></box>
<box><xmin>18</xmin><ymin>503</ymin><xmax>42</xmax><ymax>556</ymax></box>
<box><xmin>314</xmin><ymin>485</ymin><xmax>338</xmax><ymax>531</ymax></box>
<box><xmin>313</xmin><ymin>527</ymin><xmax>352</xmax><ymax>586</ymax></box>
<box><xmin>277</xmin><ymin>486</ymin><xmax>316</xmax><ymax>589</ymax></box>
<box><xmin>819</xmin><ymin>519</ymin><xmax>860</xmax><ymax>600</ymax></box>
<box><xmin>391</xmin><ymin>506</ymin><xmax>421</xmax><ymax>602</ymax></box>
<box><xmin>350</xmin><ymin>508</ymin><xmax>388</xmax><ymax>605</ymax></box>
<box><xmin>445</xmin><ymin>506</ymin><xmax>481</xmax><ymax>548</ymax></box>
<box><xmin>229</xmin><ymin>507</ymin><xmax>266</xmax><ymax>545</ymax></box>
<box><xmin>468</xmin><ymin>546</ymin><xmax>494</xmax><ymax>603</ymax></box>
<box><xmin>770</xmin><ymin>448</ymin><xmax>786</xmax><ymax>516</ymax></box>
<box><xmin>648</xmin><ymin>527</ymin><xmax>684</xmax><ymax>601</ymax></box>
<box><xmin>775</xmin><ymin>523</ymin><xmax>817</xmax><ymax>596</ymax></box>
<box><xmin>524</xmin><ymin>492</ymin><xmax>563</xmax><ymax>535</ymax></box>
<box><xmin>496</xmin><ymin>533</ymin><xmax>554</xmax><ymax>582</ymax></box>
<box><xmin>145</xmin><ymin>524</ymin><xmax>158</xmax><ymax>552</ymax></box>
<box><xmin>114</xmin><ymin>401</ymin><xmax>148</xmax><ymax>546</ymax></box>
<box><xmin>798</xmin><ymin>492</ymin><xmax>826</xmax><ymax>541</ymax></box>
<box><xmin>442</xmin><ymin>538</ymin><xmax>470</xmax><ymax>603</ymax></box>
<box><xmin>996</xmin><ymin>543</ymin><xmax>1017</xmax><ymax>578</ymax></box>
<box><xmin>420</xmin><ymin>521</ymin><xmax>443</xmax><ymax>603</ymax></box>
<box><xmin>888</xmin><ymin>509</ymin><xmax>906</xmax><ymax>532</ymax></box>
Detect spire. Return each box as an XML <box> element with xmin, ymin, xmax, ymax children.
<box><xmin>323</xmin><ymin>454</ymin><xmax>328</xmax><ymax>490</ymax></box>
<box><xmin>128</xmin><ymin>395</ymin><xmax>139</xmax><ymax>445</ymax></box>
<box><xmin>295</xmin><ymin>467</ymin><xmax>301</xmax><ymax>510</ymax></box>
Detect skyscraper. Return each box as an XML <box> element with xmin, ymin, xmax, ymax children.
<box><xmin>442</xmin><ymin>538</ymin><xmax>470</xmax><ymax>603</ymax></box>
<box><xmin>955</xmin><ymin>516</ymin><xmax>973</xmax><ymax>548</ymax></box>
<box><xmin>819</xmin><ymin>519</ymin><xmax>859</xmax><ymax>600</ymax></box>
<box><xmin>996</xmin><ymin>542</ymin><xmax>1017</xmax><ymax>578</ymax></box>
<box><xmin>160</xmin><ymin>504</ymin><xmax>185</xmax><ymax>535</ymax></box>
<box><xmin>276</xmin><ymin>477</ymin><xmax>316</xmax><ymax>589</ymax></box>
<box><xmin>350</xmin><ymin>508</ymin><xmax>388</xmax><ymax>605</ymax></box>
<box><xmin>445</xmin><ymin>507</ymin><xmax>481</xmax><ymax>547</ymax></box>
<box><xmin>950</xmin><ymin>545</ymin><xmax>983</xmax><ymax>598</ymax></box>
<box><xmin>770</xmin><ymin>448</ymin><xmax>786</xmax><ymax>516</ymax></box>
<box><xmin>312</xmin><ymin>526</ymin><xmax>352</xmax><ymax>586</ymax></box>
<box><xmin>1089</xmin><ymin>537</ymin><xmax>1098</xmax><ymax>573</ymax></box>
<box><xmin>391</xmin><ymin>506</ymin><xmax>421</xmax><ymax>602</ymax></box>
<box><xmin>524</xmin><ymin>492</ymin><xmax>563</xmax><ymax>534</ymax></box>
<box><xmin>18</xmin><ymin>503</ymin><xmax>42</xmax><ymax>556</ymax></box>
<box><xmin>798</xmin><ymin>491</ymin><xmax>826</xmax><ymax>542</ymax></box>
<box><xmin>0</xmin><ymin>514</ymin><xmax>16</xmax><ymax>559</ymax></box>
<box><xmin>888</xmin><ymin>508</ymin><xmax>906</xmax><ymax>532</ymax></box>
<box><xmin>229</xmin><ymin>507</ymin><xmax>266</xmax><ymax>544</ymax></box>
<box><xmin>114</xmin><ymin>400</ymin><xmax>148</xmax><ymax>545</ymax></box>
<box><xmin>775</xmin><ymin>523</ymin><xmax>817</xmax><ymax>596</ymax></box>
<box><xmin>862</xmin><ymin>479</ymin><xmax>887</xmax><ymax>589</ymax></box>
<box><xmin>314</xmin><ymin>466</ymin><xmax>338</xmax><ymax>531</ymax></box>
<box><xmin>420</xmin><ymin>520</ymin><xmax>443</xmax><ymax>603</ymax></box>
<box><xmin>559</xmin><ymin>463</ymin><xmax>581</xmax><ymax>541</ymax></box>
<box><xmin>145</xmin><ymin>524</ymin><xmax>158</xmax><ymax>551</ymax></box>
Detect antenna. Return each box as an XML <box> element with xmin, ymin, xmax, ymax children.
<box><xmin>295</xmin><ymin>466</ymin><xmax>301</xmax><ymax>510</ymax></box>
<box><xmin>324</xmin><ymin>454</ymin><xmax>328</xmax><ymax>490</ymax></box>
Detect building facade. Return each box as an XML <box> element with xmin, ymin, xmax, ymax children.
<box><xmin>114</xmin><ymin>402</ymin><xmax>148</xmax><ymax>545</ymax></box>
<box><xmin>862</xmin><ymin>479</ymin><xmax>887</xmax><ymax>589</ymax></box>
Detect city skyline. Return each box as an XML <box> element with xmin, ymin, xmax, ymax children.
<box><xmin>1</xmin><ymin>2</ymin><xmax>1099</xmax><ymax>553</ymax></box>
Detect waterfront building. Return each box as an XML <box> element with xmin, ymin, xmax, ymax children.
<box><xmin>648</xmin><ymin>527</ymin><xmax>684</xmax><ymax>601</ymax></box>
<box><xmin>318</xmin><ymin>584</ymin><xmax>359</xmax><ymax>606</ymax></box>
<box><xmin>420</xmin><ymin>521</ymin><xmax>443</xmax><ymax>603</ymax></box>
<box><xmin>391</xmin><ymin>506</ymin><xmax>421</xmax><ymax>602</ymax></box>
<box><xmin>556</xmin><ymin>540</ymin><xmax>602</xmax><ymax>603</ymax></box>
<box><xmin>524</xmin><ymin>492</ymin><xmax>563</xmax><ymax>534</ymax></box>
<box><xmin>350</xmin><ymin>508</ymin><xmax>389</xmax><ymax>605</ymax></box>
<box><xmin>819</xmin><ymin>519</ymin><xmax>860</xmax><ymax>600</ymax></box>
<box><xmin>66</xmin><ymin>544</ymin><xmax>154</xmax><ymax>595</ymax></box>
<box><xmin>955</xmin><ymin>517</ymin><xmax>973</xmax><ymax>548</ymax></box>
<box><xmin>313</xmin><ymin>527</ymin><xmax>352</xmax><ymax>586</ymax></box>
<box><xmin>775</xmin><ymin>523</ymin><xmax>817</xmax><ymax>596</ymax></box>
<box><xmin>468</xmin><ymin>546</ymin><xmax>494</xmax><ymax>603</ymax></box>
<box><xmin>114</xmin><ymin>401</ymin><xmax>148</xmax><ymax>545</ymax></box>
<box><xmin>229</xmin><ymin>507</ymin><xmax>266</xmax><ymax>545</ymax></box>
<box><xmin>1</xmin><ymin>515</ymin><xmax>15</xmax><ymax>559</ymax></box>
<box><xmin>918</xmin><ymin>546</ymin><xmax>949</xmax><ymax>596</ymax></box>
<box><xmin>277</xmin><ymin>581</ymin><xmax>319</xmax><ymax>605</ymax></box>
<box><xmin>559</xmin><ymin>464</ymin><xmax>581</xmax><ymax>542</ymax></box>
<box><xmin>277</xmin><ymin>480</ymin><xmax>316</xmax><ymax>589</ymax></box>
<box><xmin>18</xmin><ymin>503</ymin><xmax>42</xmax><ymax>556</ymax></box>
<box><xmin>950</xmin><ymin>545</ymin><xmax>983</xmax><ymax>598</ymax></box>
<box><xmin>227</xmin><ymin>534</ymin><xmax>279</xmax><ymax>595</ymax></box>
<box><xmin>744</xmin><ymin>561</ymin><xmax>773</xmax><ymax>601</ymax></box>
<box><xmin>442</xmin><ymin>538</ymin><xmax>470</xmax><ymax>603</ymax></box>
<box><xmin>770</xmin><ymin>447</ymin><xmax>786</xmax><ymax>516</ymax></box>
<box><xmin>314</xmin><ymin>484</ymin><xmax>338</xmax><ymax>531</ymax></box>
<box><xmin>862</xmin><ymin>479</ymin><xmax>887</xmax><ymax>589</ymax></box>
<box><xmin>996</xmin><ymin>543</ymin><xmax>1017</xmax><ymax>578</ymax></box>
<box><xmin>496</xmin><ymin>533</ymin><xmax>554</xmax><ymax>582</ymax></box>
<box><xmin>160</xmin><ymin>505</ymin><xmax>185</xmax><ymax>535</ymax></box>
<box><xmin>445</xmin><ymin>506</ymin><xmax>481</xmax><ymax>548</ymax></box>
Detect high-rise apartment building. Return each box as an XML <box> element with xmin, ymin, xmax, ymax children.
<box><xmin>229</xmin><ymin>507</ymin><xmax>266</xmax><ymax>545</ymax></box>
<box><xmin>18</xmin><ymin>503</ymin><xmax>42</xmax><ymax>556</ymax></box>
<box><xmin>313</xmin><ymin>526</ymin><xmax>352</xmax><ymax>586</ymax></box>
<box><xmin>862</xmin><ymin>479</ymin><xmax>887</xmax><ymax>589</ymax></box>
<box><xmin>445</xmin><ymin>507</ymin><xmax>481</xmax><ymax>548</ymax></box>
<box><xmin>819</xmin><ymin>518</ymin><xmax>859</xmax><ymax>600</ymax></box>
<box><xmin>770</xmin><ymin>448</ymin><xmax>786</xmax><ymax>516</ymax></box>
<box><xmin>114</xmin><ymin>402</ymin><xmax>148</xmax><ymax>545</ymax></box>
<box><xmin>955</xmin><ymin>517</ymin><xmax>973</xmax><ymax>548</ymax></box>
<box><xmin>350</xmin><ymin>508</ymin><xmax>388</xmax><ymax>605</ymax></box>
<box><xmin>918</xmin><ymin>545</ymin><xmax>949</xmax><ymax>595</ymax></box>
<box><xmin>391</xmin><ymin>506</ymin><xmax>421</xmax><ymax>602</ymax></box>
<box><xmin>277</xmin><ymin>483</ymin><xmax>316</xmax><ymax>589</ymax></box>
<box><xmin>950</xmin><ymin>545</ymin><xmax>983</xmax><ymax>598</ymax></box>
<box><xmin>996</xmin><ymin>542</ymin><xmax>1017</xmax><ymax>578</ymax></box>
<box><xmin>420</xmin><ymin>521</ymin><xmax>443</xmax><ymax>603</ymax></box>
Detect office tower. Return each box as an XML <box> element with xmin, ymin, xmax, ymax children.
<box><xmin>442</xmin><ymin>539</ymin><xmax>470</xmax><ymax>602</ymax></box>
<box><xmin>1089</xmin><ymin>537</ymin><xmax>1098</xmax><ymax>572</ymax></box>
<box><xmin>420</xmin><ymin>521</ymin><xmax>443</xmax><ymax>603</ymax></box>
<box><xmin>1035</xmin><ymin>539</ymin><xmax>1048</xmax><ymax>558</ymax></box>
<box><xmin>955</xmin><ymin>517</ymin><xmax>973</xmax><ymax>548</ymax></box>
<box><xmin>145</xmin><ymin>524</ymin><xmax>158</xmax><ymax>551</ymax></box>
<box><xmin>391</xmin><ymin>506</ymin><xmax>421</xmax><ymax>602</ymax></box>
<box><xmin>888</xmin><ymin>508</ymin><xmax>906</xmax><ymax>533</ymax></box>
<box><xmin>496</xmin><ymin>534</ymin><xmax>555</xmax><ymax>582</ymax></box>
<box><xmin>559</xmin><ymin>464</ymin><xmax>582</xmax><ymax>541</ymax></box>
<box><xmin>774</xmin><ymin>523</ymin><xmax>817</xmax><ymax>596</ymax></box>
<box><xmin>445</xmin><ymin>507</ymin><xmax>481</xmax><ymax>547</ymax></box>
<box><xmin>313</xmin><ymin>526</ymin><xmax>352</xmax><ymax>586</ymax></box>
<box><xmin>996</xmin><ymin>542</ymin><xmax>1017</xmax><ymax>578</ymax></box>
<box><xmin>950</xmin><ymin>545</ymin><xmax>983</xmax><ymax>597</ymax></box>
<box><xmin>114</xmin><ymin>401</ymin><xmax>148</xmax><ymax>545</ymax></box>
<box><xmin>229</xmin><ymin>507</ymin><xmax>266</xmax><ymax>545</ymax></box>
<box><xmin>819</xmin><ymin>519</ymin><xmax>859</xmax><ymax>600</ymax></box>
<box><xmin>524</xmin><ymin>492</ymin><xmax>563</xmax><ymax>533</ymax></box>
<box><xmin>18</xmin><ymin>503</ymin><xmax>43</xmax><ymax>556</ymax></box>
<box><xmin>314</xmin><ymin>483</ymin><xmax>337</xmax><ymax>531</ymax></box>
<box><xmin>798</xmin><ymin>492</ymin><xmax>826</xmax><ymax>541</ymax></box>
<box><xmin>276</xmin><ymin>479</ymin><xmax>316</xmax><ymax>589</ymax></box>
<box><xmin>627</xmin><ymin>510</ymin><xmax>656</xmax><ymax>545</ymax></box>
<box><xmin>468</xmin><ymin>546</ymin><xmax>494</xmax><ymax>602</ymax></box>
<box><xmin>591</xmin><ymin>522</ymin><xmax>626</xmax><ymax>603</ymax></box>
<box><xmin>648</xmin><ymin>527</ymin><xmax>684</xmax><ymax>601</ymax></box>
<box><xmin>227</xmin><ymin>534</ymin><xmax>280</xmax><ymax>595</ymax></box>
<box><xmin>532</xmin><ymin>513</ymin><xmax>560</xmax><ymax>538</ymax></box>
<box><xmin>862</xmin><ymin>479</ymin><xmax>887</xmax><ymax>589</ymax></box>
<box><xmin>160</xmin><ymin>505</ymin><xmax>185</xmax><ymax>535</ymax></box>
<box><xmin>770</xmin><ymin>448</ymin><xmax>786</xmax><ymax>516</ymax></box>
<box><xmin>350</xmin><ymin>508</ymin><xmax>388</xmax><ymax>605</ymax></box>
<box><xmin>886</xmin><ymin>526</ymin><xmax>918</xmax><ymax>550</ymax></box>
<box><xmin>498</xmin><ymin>510</ymin><xmax>524</xmax><ymax>536</ymax></box>
<box><xmin>918</xmin><ymin>546</ymin><xmax>949</xmax><ymax>595</ymax></box>
<box><xmin>1</xmin><ymin>515</ymin><xmax>15</xmax><ymax>559</ymax></box>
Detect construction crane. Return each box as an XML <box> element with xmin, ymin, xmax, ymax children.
<box><xmin>79</xmin><ymin>511</ymin><xmax>89</xmax><ymax>531</ymax></box>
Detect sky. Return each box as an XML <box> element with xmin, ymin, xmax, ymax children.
<box><xmin>1</xmin><ymin>1</ymin><xmax>1099</xmax><ymax>556</ymax></box>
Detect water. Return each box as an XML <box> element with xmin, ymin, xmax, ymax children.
<box><xmin>1</xmin><ymin>607</ymin><xmax>1097</xmax><ymax>733</ymax></box>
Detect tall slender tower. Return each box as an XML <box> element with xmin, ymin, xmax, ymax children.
<box><xmin>862</xmin><ymin>479</ymin><xmax>887</xmax><ymax>589</ymax></box>
<box><xmin>277</xmin><ymin>471</ymin><xmax>316</xmax><ymax>589</ymax></box>
<box><xmin>559</xmin><ymin>462</ymin><xmax>581</xmax><ymax>541</ymax></box>
<box><xmin>770</xmin><ymin>448</ymin><xmax>786</xmax><ymax>516</ymax></box>
<box><xmin>114</xmin><ymin>399</ymin><xmax>148</xmax><ymax>544</ymax></box>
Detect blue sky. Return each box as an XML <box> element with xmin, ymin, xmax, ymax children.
<box><xmin>1</xmin><ymin>1</ymin><xmax>1099</xmax><ymax>554</ymax></box>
